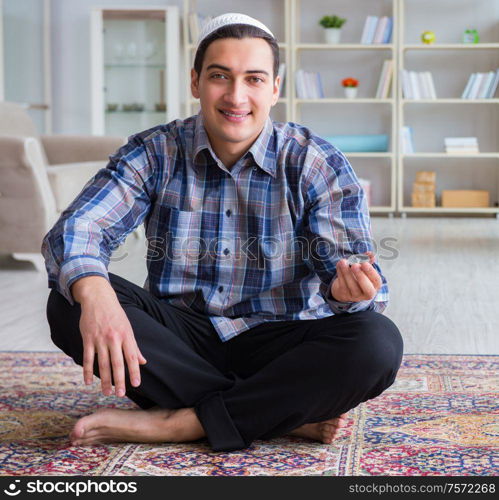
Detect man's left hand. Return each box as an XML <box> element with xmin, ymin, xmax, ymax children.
<box><xmin>331</xmin><ymin>251</ymin><xmax>382</xmax><ymax>303</ymax></box>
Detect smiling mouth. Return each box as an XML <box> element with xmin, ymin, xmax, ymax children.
<box><xmin>219</xmin><ymin>109</ymin><xmax>251</xmax><ymax>118</ymax></box>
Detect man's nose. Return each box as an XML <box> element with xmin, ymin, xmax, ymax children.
<box><xmin>224</xmin><ymin>79</ymin><xmax>248</xmax><ymax>106</ymax></box>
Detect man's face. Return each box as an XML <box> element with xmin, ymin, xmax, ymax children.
<box><xmin>191</xmin><ymin>37</ymin><xmax>280</xmax><ymax>160</ymax></box>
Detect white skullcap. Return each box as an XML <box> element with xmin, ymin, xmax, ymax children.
<box><xmin>197</xmin><ymin>13</ymin><xmax>275</xmax><ymax>49</ymax></box>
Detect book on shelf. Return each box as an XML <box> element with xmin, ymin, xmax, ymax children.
<box><xmin>375</xmin><ymin>60</ymin><xmax>393</xmax><ymax>98</ymax></box>
<box><xmin>188</xmin><ymin>12</ymin><xmax>212</xmax><ymax>44</ymax></box>
<box><xmin>401</xmin><ymin>70</ymin><xmax>437</xmax><ymax>99</ymax></box>
<box><xmin>444</xmin><ymin>137</ymin><xmax>479</xmax><ymax>154</ymax></box>
<box><xmin>295</xmin><ymin>70</ymin><xmax>324</xmax><ymax>99</ymax></box>
<box><xmin>360</xmin><ymin>16</ymin><xmax>393</xmax><ymax>44</ymax></box>
<box><xmin>401</xmin><ymin>126</ymin><xmax>415</xmax><ymax>153</ymax></box>
<box><xmin>461</xmin><ymin>69</ymin><xmax>499</xmax><ymax>99</ymax></box>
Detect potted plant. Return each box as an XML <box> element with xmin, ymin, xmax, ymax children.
<box><xmin>319</xmin><ymin>15</ymin><xmax>347</xmax><ymax>44</ymax></box>
<box><xmin>342</xmin><ymin>77</ymin><xmax>359</xmax><ymax>98</ymax></box>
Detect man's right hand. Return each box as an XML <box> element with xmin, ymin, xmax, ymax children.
<box><xmin>71</xmin><ymin>276</ymin><xmax>147</xmax><ymax>397</ymax></box>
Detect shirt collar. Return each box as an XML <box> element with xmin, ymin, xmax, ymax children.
<box><xmin>193</xmin><ymin>110</ymin><xmax>276</xmax><ymax>178</ymax></box>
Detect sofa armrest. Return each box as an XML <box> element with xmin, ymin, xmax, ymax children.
<box><xmin>40</xmin><ymin>134</ymin><xmax>125</xmax><ymax>165</ymax></box>
<box><xmin>0</xmin><ymin>136</ymin><xmax>57</xmax><ymax>253</ymax></box>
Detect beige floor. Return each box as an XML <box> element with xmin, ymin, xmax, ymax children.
<box><xmin>1</xmin><ymin>217</ymin><xmax>498</xmax><ymax>354</ymax></box>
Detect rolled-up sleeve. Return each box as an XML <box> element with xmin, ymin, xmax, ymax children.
<box><xmin>303</xmin><ymin>148</ymin><xmax>389</xmax><ymax>314</ymax></box>
<box><xmin>41</xmin><ymin>135</ymin><xmax>157</xmax><ymax>304</ymax></box>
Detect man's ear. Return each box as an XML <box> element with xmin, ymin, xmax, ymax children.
<box><xmin>191</xmin><ymin>68</ymin><xmax>200</xmax><ymax>99</ymax></box>
<box><xmin>271</xmin><ymin>75</ymin><xmax>281</xmax><ymax>106</ymax></box>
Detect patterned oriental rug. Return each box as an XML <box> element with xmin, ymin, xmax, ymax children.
<box><xmin>0</xmin><ymin>352</ymin><xmax>497</xmax><ymax>476</ymax></box>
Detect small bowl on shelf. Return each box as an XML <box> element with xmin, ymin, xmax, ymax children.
<box><xmin>106</xmin><ymin>103</ymin><xmax>118</xmax><ymax>112</ymax></box>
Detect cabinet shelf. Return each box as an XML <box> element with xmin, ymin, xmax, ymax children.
<box><xmin>296</xmin><ymin>43</ymin><xmax>394</xmax><ymax>50</ymax></box>
<box><xmin>187</xmin><ymin>43</ymin><xmax>287</xmax><ymax>50</ymax></box>
<box><xmin>401</xmin><ymin>207</ymin><xmax>499</xmax><ymax>214</ymax></box>
<box><xmin>403</xmin><ymin>43</ymin><xmax>499</xmax><ymax>51</ymax></box>
<box><xmin>403</xmin><ymin>153</ymin><xmax>499</xmax><ymax>159</ymax></box>
<box><xmin>105</xmin><ymin>110</ymin><xmax>167</xmax><ymax>115</ymax></box>
<box><xmin>296</xmin><ymin>98</ymin><xmax>394</xmax><ymax>104</ymax></box>
<box><xmin>104</xmin><ymin>63</ymin><xmax>166</xmax><ymax>69</ymax></box>
<box><xmin>403</xmin><ymin>99</ymin><xmax>499</xmax><ymax>104</ymax></box>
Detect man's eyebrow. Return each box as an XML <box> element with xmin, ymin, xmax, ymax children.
<box><xmin>205</xmin><ymin>64</ymin><xmax>269</xmax><ymax>76</ymax></box>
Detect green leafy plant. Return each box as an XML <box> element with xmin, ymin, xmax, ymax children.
<box><xmin>319</xmin><ymin>15</ymin><xmax>347</xmax><ymax>29</ymax></box>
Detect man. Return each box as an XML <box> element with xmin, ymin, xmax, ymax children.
<box><xmin>42</xmin><ymin>13</ymin><xmax>403</xmax><ymax>452</ymax></box>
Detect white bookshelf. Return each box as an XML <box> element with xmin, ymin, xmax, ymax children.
<box><xmin>182</xmin><ymin>0</ymin><xmax>499</xmax><ymax>216</ymax></box>
<box><xmin>398</xmin><ymin>0</ymin><xmax>499</xmax><ymax>216</ymax></box>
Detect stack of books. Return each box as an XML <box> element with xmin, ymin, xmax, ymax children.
<box><xmin>444</xmin><ymin>137</ymin><xmax>479</xmax><ymax>154</ymax></box>
<box><xmin>375</xmin><ymin>60</ymin><xmax>394</xmax><ymax>98</ymax></box>
<box><xmin>401</xmin><ymin>70</ymin><xmax>437</xmax><ymax>99</ymax></box>
<box><xmin>188</xmin><ymin>12</ymin><xmax>212</xmax><ymax>44</ymax></box>
<box><xmin>295</xmin><ymin>70</ymin><xmax>324</xmax><ymax>99</ymax></box>
<box><xmin>401</xmin><ymin>126</ymin><xmax>415</xmax><ymax>153</ymax></box>
<box><xmin>412</xmin><ymin>171</ymin><xmax>436</xmax><ymax>208</ymax></box>
<box><xmin>360</xmin><ymin>16</ymin><xmax>393</xmax><ymax>44</ymax></box>
<box><xmin>461</xmin><ymin>69</ymin><xmax>499</xmax><ymax>99</ymax></box>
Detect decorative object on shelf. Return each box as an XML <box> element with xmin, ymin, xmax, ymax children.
<box><xmin>461</xmin><ymin>69</ymin><xmax>499</xmax><ymax>99</ymax></box>
<box><xmin>155</xmin><ymin>69</ymin><xmax>167</xmax><ymax>112</ymax></box>
<box><xmin>421</xmin><ymin>31</ymin><xmax>436</xmax><ymax>44</ymax></box>
<box><xmin>342</xmin><ymin>77</ymin><xmax>358</xmax><ymax>98</ymax></box>
<box><xmin>319</xmin><ymin>15</ymin><xmax>346</xmax><ymax>44</ymax></box>
<box><xmin>462</xmin><ymin>29</ymin><xmax>480</xmax><ymax>44</ymax></box>
<box><xmin>444</xmin><ymin>137</ymin><xmax>479</xmax><ymax>154</ymax></box>
<box><xmin>106</xmin><ymin>103</ymin><xmax>118</xmax><ymax>112</ymax></box>
<box><xmin>412</xmin><ymin>171</ymin><xmax>436</xmax><ymax>208</ymax></box>
<box><xmin>122</xmin><ymin>103</ymin><xmax>145</xmax><ymax>112</ymax></box>
<box><xmin>126</xmin><ymin>42</ymin><xmax>138</xmax><ymax>61</ymax></box>
<box><xmin>441</xmin><ymin>190</ymin><xmax>489</xmax><ymax>208</ymax></box>
<box><xmin>360</xmin><ymin>15</ymin><xmax>393</xmax><ymax>44</ymax></box>
<box><xmin>325</xmin><ymin>134</ymin><xmax>388</xmax><ymax>153</ymax></box>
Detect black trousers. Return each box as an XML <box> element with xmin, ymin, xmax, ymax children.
<box><xmin>47</xmin><ymin>272</ymin><xmax>403</xmax><ymax>452</ymax></box>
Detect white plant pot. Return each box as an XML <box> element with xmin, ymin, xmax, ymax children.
<box><xmin>323</xmin><ymin>28</ymin><xmax>342</xmax><ymax>44</ymax></box>
<box><xmin>344</xmin><ymin>87</ymin><xmax>358</xmax><ymax>99</ymax></box>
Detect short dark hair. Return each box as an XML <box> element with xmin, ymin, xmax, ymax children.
<box><xmin>193</xmin><ymin>24</ymin><xmax>280</xmax><ymax>80</ymax></box>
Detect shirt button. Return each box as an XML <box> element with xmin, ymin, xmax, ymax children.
<box><xmin>253</xmin><ymin>167</ymin><xmax>258</xmax><ymax>171</ymax></box>
<box><xmin>225</xmin><ymin>209</ymin><xmax>231</xmax><ymax>217</ymax></box>
<box><xmin>218</xmin><ymin>286</ymin><xmax>224</xmax><ymax>293</ymax></box>
<box><xmin>223</xmin><ymin>248</ymin><xmax>230</xmax><ymax>256</ymax></box>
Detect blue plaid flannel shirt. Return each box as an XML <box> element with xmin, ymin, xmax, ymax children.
<box><xmin>42</xmin><ymin>111</ymin><xmax>389</xmax><ymax>342</ymax></box>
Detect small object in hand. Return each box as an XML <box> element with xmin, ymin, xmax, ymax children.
<box><xmin>347</xmin><ymin>254</ymin><xmax>370</xmax><ymax>266</ymax></box>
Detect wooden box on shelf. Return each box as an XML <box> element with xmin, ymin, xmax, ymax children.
<box><xmin>411</xmin><ymin>170</ymin><xmax>436</xmax><ymax>207</ymax></box>
<box><xmin>441</xmin><ymin>190</ymin><xmax>490</xmax><ymax>208</ymax></box>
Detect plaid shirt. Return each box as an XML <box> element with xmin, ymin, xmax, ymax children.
<box><xmin>42</xmin><ymin>111</ymin><xmax>389</xmax><ymax>342</ymax></box>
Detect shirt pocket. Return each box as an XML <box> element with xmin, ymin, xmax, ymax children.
<box><xmin>159</xmin><ymin>206</ymin><xmax>205</xmax><ymax>267</ymax></box>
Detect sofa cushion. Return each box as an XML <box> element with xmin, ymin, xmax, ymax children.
<box><xmin>46</xmin><ymin>161</ymin><xmax>105</xmax><ymax>212</ymax></box>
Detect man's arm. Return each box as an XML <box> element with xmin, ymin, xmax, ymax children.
<box><xmin>41</xmin><ymin>135</ymin><xmax>157</xmax><ymax>396</ymax></box>
<box><xmin>303</xmin><ymin>147</ymin><xmax>389</xmax><ymax>314</ymax></box>
<box><xmin>41</xmin><ymin>135</ymin><xmax>156</xmax><ymax>304</ymax></box>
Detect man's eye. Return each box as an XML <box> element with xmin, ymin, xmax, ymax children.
<box><xmin>211</xmin><ymin>74</ymin><xmax>227</xmax><ymax>79</ymax></box>
<box><xmin>250</xmin><ymin>77</ymin><xmax>264</xmax><ymax>83</ymax></box>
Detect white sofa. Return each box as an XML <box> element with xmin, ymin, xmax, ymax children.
<box><xmin>0</xmin><ymin>102</ymin><xmax>125</xmax><ymax>270</ymax></box>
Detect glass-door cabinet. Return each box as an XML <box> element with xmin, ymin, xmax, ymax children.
<box><xmin>90</xmin><ymin>6</ymin><xmax>179</xmax><ymax>136</ymax></box>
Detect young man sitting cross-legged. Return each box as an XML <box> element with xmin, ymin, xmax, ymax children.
<box><xmin>43</xmin><ymin>13</ymin><xmax>403</xmax><ymax>452</ymax></box>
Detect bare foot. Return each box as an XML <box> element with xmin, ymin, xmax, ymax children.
<box><xmin>289</xmin><ymin>413</ymin><xmax>349</xmax><ymax>444</ymax></box>
<box><xmin>69</xmin><ymin>407</ymin><xmax>205</xmax><ymax>446</ymax></box>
